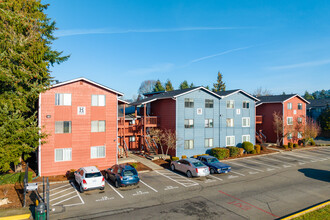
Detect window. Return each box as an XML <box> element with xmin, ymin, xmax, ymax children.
<box><xmin>184</xmin><ymin>140</ymin><xmax>194</xmax><ymax>149</ymax></box>
<box><xmin>55</xmin><ymin>121</ymin><xmax>72</xmax><ymax>133</ymax></box>
<box><xmin>91</xmin><ymin>120</ymin><xmax>106</xmax><ymax>132</ymax></box>
<box><xmin>226</xmin><ymin>100</ymin><xmax>235</xmax><ymax>109</ymax></box>
<box><xmin>287</xmin><ymin>117</ymin><xmax>293</xmax><ymax>125</ymax></box>
<box><xmin>91</xmin><ymin>146</ymin><xmax>106</xmax><ymax>159</ymax></box>
<box><xmin>242</xmin><ymin>117</ymin><xmax>250</xmax><ymax>127</ymax></box>
<box><xmin>184</xmin><ymin>98</ymin><xmax>194</xmax><ymax>108</ymax></box>
<box><xmin>298</xmin><ymin>132</ymin><xmax>302</xmax><ymax>139</ymax></box>
<box><xmin>226</xmin><ymin>136</ymin><xmax>235</xmax><ymax>146</ymax></box>
<box><xmin>242</xmin><ymin>135</ymin><xmax>250</xmax><ymax>142</ymax></box>
<box><xmin>205</xmin><ymin>99</ymin><xmax>214</xmax><ymax>108</ymax></box>
<box><xmin>287</xmin><ymin>103</ymin><xmax>292</xmax><ymax>110</ymax></box>
<box><xmin>226</xmin><ymin>118</ymin><xmax>234</xmax><ymax>127</ymax></box>
<box><xmin>243</xmin><ymin>101</ymin><xmax>250</xmax><ymax>109</ymax></box>
<box><xmin>55</xmin><ymin>148</ymin><xmax>72</xmax><ymax>162</ymax></box>
<box><xmin>129</xmin><ymin>136</ymin><xmax>135</xmax><ymax>142</ymax></box>
<box><xmin>204</xmin><ymin>138</ymin><xmax>213</xmax><ymax>148</ymax></box>
<box><xmin>297</xmin><ymin>117</ymin><xmax>302</xmax><ymax>123</ymax></box>
<box><xmin>91</xmin><ymin>95</ymin><xmax>106</xmax><ymax>106</ymax></box>
<box><xmin>205</xmin><ymin>119</ymin><xmax>214</xmax><ymax>128</ymax></box>
<box><xmin>288</xmin><ymin>133</ymin><xmax>292</xmax><ymax>140</ymax></box>
<box><xmin>298</xmin><ymin>103</ymin><xmax>302</xmax><ymax>110</ymax></box>
<box><xmin>184</xmin><ymin>119</ymin><xmax>194</xmax><ymax>128</ymax></box>
<box><xmin>55</xmin><ymin>93</ymin><xmax>71</xmax><ymax>106</ymax></box>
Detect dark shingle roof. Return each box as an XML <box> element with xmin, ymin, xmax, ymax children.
<box><xmin>307</xmin><ymin>98</ymin><xmax>330</xmax><ymax>108</ymax></box>
<box><xmin>256</xmin><ymin>94</ymin><xmax>309</xmax><ymax>105</ymax></box>
<box><xmin>216</xmin><ymin>89</ymin><xmax>241</xmax><ymax>96</ymax></box>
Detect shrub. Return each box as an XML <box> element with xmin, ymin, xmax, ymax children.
<box><xmin>238</xmin><ymin>148</ymin><xmax>244</xmax><ymax>156</ymax></box>
<box><xmin>210</xmin><ymin>148</ymin><xmax>229</xmax><ymax>160</ymax></box>
<box><xmin>0</xmin><ymin>172</ymin><xmax>33</xmax><ymax>185</ymax></box>
<box><xmin>288</xmin><ymin>142</ymin><xmax>293</xmax><ymax>149</ymax></box>
<box><xmin>251</xmin><ymin>150</ymin><xmax>257</xmax><ymax>154</ymax></box>
<box><xmin>131</xmin><ymin>163</ymin><xmax>138</xmax><ymax>169</ymax></box>
<box><xmin>193</xmin><ymin>155</ymin><xmax>197</xmax><ymax>158</ymax></box>
<box><xmin>226</xmin><ymin>146</ymin><xmax>240</xmax><ymax>157</ymax></box>
<box><xmin>282</xmin><ymin>145</ymin><xmax>288</xmax><ymax>150</ymax></box>
<box><xmin>181</xmin><ymin>155</ymin><xmax>187</xmax><ymax>159</ymax></box>
<box><xmin>171</xmin><ymin>157</ymin><xmax>179</xmax><ymax>161</ymax></box>
<box><xmin>242</xmin><ymin>142</ymin><xmax>254</xmax><ymax>153</ymax></box>
<box><xmin>309</xmin><ymin>139</ymin><xmax>316</xmax><ymax>146</ymax></box>
<box><xmin>293</xmin><ymin>143</ymin><xmax>298</xmax><ymax>148</ymax></box>
<box><xmin>254</xmin><ymin>145</ymin><xmax>261</xmax><ymax>154</ymax></box>
<box><xmin>260</xmin><ymin>145</ymin><xmax>264</xmax><ymax>151</ymax></box>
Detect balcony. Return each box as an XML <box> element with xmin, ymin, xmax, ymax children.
<box><xmin>143</xmin><ymin>116</ymin><xmax>158</xmax><ymax>127</ymax></box>
<box><xmin>256</xmin><ymin>115</ymin><xmax>263</xmax><ymax>124</ymax></box>
<box><xmin>118</xmin><ymin>116</ymin><xmax>158</xmax><ymax>129</ymax></box>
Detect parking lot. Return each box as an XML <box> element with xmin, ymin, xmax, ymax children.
<box><xmin>47</xmin><ymin>147</ymin><xmax>330</xmax><ymax>219</ymax></box>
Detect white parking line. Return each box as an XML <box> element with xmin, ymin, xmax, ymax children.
<box><xmin>230</xmin><ymin>171</ymin><xmax>245</xmax><ymax>176</ymax></box>
<box><xmin>70</xmin><ymin>182</ymin><xmax>85</xmax><ymax>205</ymax></box>
<box><xmin>244</xmin><ymin>159</ymin><xmax>280</xmax><ymax>169</ymax></box>
<box><xmin>50</xmin><ymin>187</ymin><xmax>72</xmax><ymax>197</ymax></box>
<box><xmin>140</xmin><ymin>180</ymin><xmax>158</xmax><ymax>192</ymax></box>
<box><xmin>260</xmin><ymin>157</ymin><xmax>294</xmax><ymax>167</ymax></box>
<box><xmin>50</xmin><ymin>184</ymin><xmax>71</xmax><ymax>192</ymax></box>
<box><xmin>50</xmin><ymin>191</ymin><xmax>76</xmax><ymax>202</ymax></box>
<box><xmin>305</xmin><ymin>150</ymin><xmax>330</xmax><ymax>159</ymax></box>
<box><xmin>288</xmin><ymin>152</ymin><xmax>323</xmax><ymax>161</ymax></box>
<box><xmin>106</xmin><ymin>180</ymin><xmax>124</xmax><ymax>198</ymax></box>
<box><xmin>154</xmin><ymin>170</ymin><xmax>199</xmax><ymax>187</ymax></box>
<box><xmin>52</xmin><ymin>195</ymin><xmax>78</xmax><ymax>206</ymax></box>
<box><xmin>209</xmin><ymin>175</ymin><xmax>223</xmax><ymax>181</ymax></box>
<box><xmin>226</xmin><ymin>161</ymin><xmax>264</xmax><ymax>172</ymax></box>
<box><xmin>274</xmin><ymin>155</ymin><xmax>306</xmax><ymax>164</ymax></box>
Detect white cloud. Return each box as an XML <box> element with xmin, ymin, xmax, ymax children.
<box><xmin>126</xmin><ymin>63</ymin><xmax>174</xmax><ymax>75</ymax></box>
<box><xmin>268</xmin><ymin>59</ymin><xmax>330</xmax><ymax>70</ymax></box>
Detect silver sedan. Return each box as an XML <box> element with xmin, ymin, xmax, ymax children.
<box><xmin>170</xmin><ymin>158</ymin><xmax>210</xmax><ymax>178</ymax></box>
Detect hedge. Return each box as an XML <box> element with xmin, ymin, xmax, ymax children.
<box><xmin>226</xmin><ymin>146</ymin><xmax>240</xmax><ymax>157</ymax></box>
<box><xmin>210</xmin><ymin>148</ymin><xmax>229</xmax><ymax>160</ymax></box>
<box><xmin>242</xmin><ymin>141</ymin><xmax>254</xmax><ymax>153</ymax></box>
<box><xmin>255</xmin><ymin>145</ymin><xmax>261</xmax><ymax>154</ymax></box>
<box><xmin>171</xmin><ymin>157</ymin><xmax>179</xmax><ymax>161</ymax></box>
<box><xmin>288</xmin><ymin>142</ymin><xmax>293</xmax><ymax>149</ymax></box>
<box><xmin>293</xmin><ymin>143</ymin><xmax>299</xmax><ymax>148</ymax></box>
<box><xmin>0</xmin><ymin>172</ymin><xmax>33</xmax><ymax>185</ymax></box>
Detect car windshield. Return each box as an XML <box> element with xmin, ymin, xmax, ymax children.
<box><xmin>85</xmin><ymin>172</ymin><xmax>102</xmax><ymax>178</ymax></box>
<box><xmin>192</xmin><ymin>162</ymin><xmax>205</xmax><ymax>167</ymax></box>
<box><xmin>207</xmin><ymin>158</ymin><xmax>219</xmax><ymax>163</ymax></box>
<box><xmin>122</xmin><ymin>169</ymin><xmax>137</xmax><ymax>176</ymax></box>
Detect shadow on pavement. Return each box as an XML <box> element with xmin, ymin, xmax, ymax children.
<box><xmin>298</xmin><ymin>168</ymin><xmax>330</xmax><ymax>182</ymax></box>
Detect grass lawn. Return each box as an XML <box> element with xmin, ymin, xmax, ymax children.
<box><xmin>294</xmin><ymin>205</ymin><xmax>330</xmax><ymax>220</ymax></box>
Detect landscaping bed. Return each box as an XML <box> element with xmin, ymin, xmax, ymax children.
<box><xmin>294</xmin><ymin>205</ymin><xmax>330</xmax><ymax>220</ymax></box>
<box><xmin>127</xmin><ymin>162</ymin><xmax>152</xmax><ymax>172</ymax></box>
<box><xmin>0</xmin><ymin>183</ymin><xmax>35</xmax><ymax>209</ymax></box>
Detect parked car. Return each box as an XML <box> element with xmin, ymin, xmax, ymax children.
<box><xmin>170</xmin><ymin>158</ymin><xmax>210</xmax><ymax>178</ymax></box>
<box><xmin>197</xmin><ymin>155</ymin><xmax>231</xmax><ymax>174</ymax></box>
<box><xmin>74</xmin><ymin>166</ymin><xmax>105</xmax><ymax>193</ymax></box>
<box><xmin>105</xmin><ymin>164</ymin><xmax>139</xmax><ymax>188</ymax></box>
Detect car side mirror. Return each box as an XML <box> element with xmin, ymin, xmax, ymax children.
<box><xmin>177</xmin><ymin>162</ymin><xmax>181</xmax><ymax>164</ymax></box>
<box><xmin>110</xmin><ymin>169</ymin><xmax>113</xmax><ymax>172</ymax></box>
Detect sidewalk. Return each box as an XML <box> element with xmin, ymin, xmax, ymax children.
<box><xmin>127</xmin><ymin>153</ymin><xmax>164</xmax><ymax>170</ymax></box>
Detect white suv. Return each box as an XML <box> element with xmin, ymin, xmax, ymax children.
<box><xmin>74</xmin><ymin>166</ymin><xmax>105</xmax><ymax>193</ymax></box>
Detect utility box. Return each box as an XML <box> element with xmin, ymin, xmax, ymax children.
<box><xmin>35</xmin><ymin>202</ymin><xmax>46</xmax><ymax>220</ymax></box>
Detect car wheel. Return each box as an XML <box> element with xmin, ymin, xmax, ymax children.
<box><xmin>106</xmin><ymin>173</ymin><xmax>109</xmax><ymax>180</ymax></box>
<box><xmin>115</xmin><ymin>180</ymin><xmax>120</xmax><ymax>188</ymax></box>
<box><xmin>210</xmin><ymin>168</ymin><xmax>215</xmax><ymax>174</ymax></box>
<box><xmin>186</xmin><ymin>170</ymin><xmax>192</xmax><ymax>178</ymax></box>
<box><xmin>100</xmin><ymin>187</ymin><xmax>104</xmax><ymax>191</ymax></box>
<box><xmin>79</xmin><ymin>184</ymin><xmax>84</xmax><ymax>193</ymax></box>
<box><xmin>171</xmin><ymin>164</ymin><xmax>175</xmax><ymax>171</ymax></box>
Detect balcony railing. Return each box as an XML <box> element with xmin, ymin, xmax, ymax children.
<box><xmin>256</xmin><ymin>115</ymin><xmax>262</xmax><ymax>124</ymax></box>
<box><xmin>144</xmin><ymin>116</ymin><xmax>158</xmax><ymax>127</ymax></box>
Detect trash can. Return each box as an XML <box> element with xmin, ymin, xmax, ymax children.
<box><xmin>35</xmin><ymin>202</ymin><xmax>46</xmax><ymax>220</ymax></box>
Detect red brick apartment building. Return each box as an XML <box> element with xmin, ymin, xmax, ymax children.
<box><xmin>38</xmin><ymin>78</ymin><xmax>123</xmax><ymax>176</ymax></box>
<box><xmin>256</xmin><ymin>94</ymin><xmax>310</xmax><ymax>145</ymax></box>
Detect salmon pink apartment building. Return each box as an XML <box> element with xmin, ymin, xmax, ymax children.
<box><xmin>38</xmin><ymin>78</ymin><xmax>123</xmax><ymax>176</ymax></box>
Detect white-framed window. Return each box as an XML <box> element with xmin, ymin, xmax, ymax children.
<box><xmin>242</xmin><ymin>135</ymin><xmax>250</xmax><ymax>142</ymax></box>
<box><xmin>287</xmin><ymin>133</ymin><xmax>292</xmax><ymax>140</ymax></box>
<box><xmin>205</xmin><ymin>99</ymin><xmax>214</xmax><ymax>108</ymax></box>
<box><xmin>297</xmin><ymin>132</ymin><xmax>302</xmax><ymax>139</ymax></box>
<box><xmin>297</xmin><ymin>117</ymin><xmax>302</xmax><ymax>123</ymax></box>
<box><xmin>243</xmin><ymin>101</ymin><xmax>250</xmax><ymax>109</ymax></box>
<box><xmin>204</xmin><ymin>138</ymin><xmax>213</xmax><ymax>148</ymax></box>
<box><xmin>205</xmin><ymin>119</ymin><xmax>214</xmax><ymax>128</ymax></box>
<box><xmin>91</xmin><ymin>120</ymin><xmax>106</xmax><ymax>132</ymax></box>
<box><xmin>55</xmin><ymin>121</ymin><xmax>72</xmax><ymax>133</ymax></box>
<box><xmin>129</xmin><ymin>136</ymin><xmax>135</xmax><ymax>142</ymax></box>
<box><xmin>184</xmin><ymin>98</ymin><xmax>194</xmax><ymax>108</ymax></box>
<box><xmin>184</xmin><ymin>119</ymin><xmax>194</xmax><ymax>128</ymax></box>
<box><xmin>287</xmin><ymin>103</ymin><xmax>292</xmax><ymax>110</ymax></box>
<box><xmin>55</xmin><ymin>148</ymin><xmax>72</xmax><ymax>162</ymax></box>
<box><xmin>226</xmin><ymin>136</ymin><xmax>235</xmax><ymax>146</ymax></box>
<box><xmin>91</xmin><ymin>146</ymin><xmax>106</xmax><ymax>159</ymax></box>
<box><xmin>242</xmin><ymin>117</ymin><xmax>250</xmax><ymax>127</ymax></box>
<box><xmin>226</xmin><ymin>100</ymin><xmax>235</xmax><ymax>109</ymax></box>
<box><xmin>55</xmin><ymin>93</ymin><xmax>71</xmax><ymax>106</ymax></box>
<box><xmin>287</xmin><ymin>117</ymin><xmax>293</xmax><ymax>125</ymax></box>
<box><xmin>184</xmin><ymin>140</ymin><xmax>194</xmax><ymax>149</ymax></box>
<box><xmin>298</xmin><ymin>103</ymin><xmax>302</xmax><ymax>110</ymax></box>
<box><xmin>91</xmin><ymin>95</ymin><xmax>106</xmax><ymax>106</ymax></box>
<box><xmin>226</xmin><ymin>118</ymin><xmax>234</xmax><ymax>127</ymax></box>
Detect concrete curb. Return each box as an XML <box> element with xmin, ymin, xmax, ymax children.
<box><xmin>0</xmin><ymin>213</ymin><xmax>31</xmax><ymax>220</ymax></box>
<box><xmin>221</xmin><ymin>152</ymin><xmax>280</xmax><ymax>162</ymax></box>
<box><xmin>290</xmin><ymin>146</ymin><xmax>330</xmax><ymax>152</ymax></box>
<box><xmin>280</xmin><ymin>200</ymin><xmax>330</xmax><ymax>220</ymax></box>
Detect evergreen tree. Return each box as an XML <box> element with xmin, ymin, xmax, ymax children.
<box><xmin>212</xmin><ymin>71</ymin><xmax>226</xmax><ymax>92</ymax></box>
<box><xmin>204</xmin><ymin>85</ymin><xmax>210</xmax><ymax>90</ymax></box>
<box><xmin>165</xmin><ymin>80</ymin><xmax>174</xmax><ymax>91</ymax></box>
<box><xmin>153</xmin><ymin>80</ymin><xmax>165</xmax><ymax>92</ymax></box>
<box><xmin>318</xmin><ymin>106</ymin><xmax>330</xmax><ymax>132</ymax></box>
<box><xmin>304</xmin><ymin>91</ymin><xmax>314</xmax><ymax>100</ymax></box>
<box><xmin>190</xmin><ymin>83</ymin><xmax>194</xmax><ymax>88</ymax></box>
<box><xmin>179</xmin><ymin>80</ymin><xmax>189</xmax><ymax>90</ymax></box>
<box><xmin>0</xmin><ymin>0</ymin><xmax>69</xmax><ymax>172</ymax></box>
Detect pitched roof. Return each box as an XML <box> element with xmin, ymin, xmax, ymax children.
<box><xmin>256</xmin><ymin>94</ymin><xmax>310</xmax><ymax>106</ymax></box>
<box><xmin>307</xmin><ymin>98</ymin><xmax>330</xmax><ymax>108</ymax></box>
<box><xmin>130</xmin><ymin>87</ymin><xmax>221</xmax><ymax>106</ymax></box>
<box><xmin>216</xmin><ymin>89</ymin><xmax>259</xmax><ymax>101</ymax></box>
<box><xmin>51</xmin><ymin>77</ymin><xmax>124</xmax><ymax>96</ymax></box>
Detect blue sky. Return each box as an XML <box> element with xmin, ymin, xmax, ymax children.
<box><xmin>46</xmin><ymin>0</ymin><xmax>330</xmax><ymax>99</ymax></box>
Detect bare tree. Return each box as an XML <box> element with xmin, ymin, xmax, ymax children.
<box><xmin>254</xmin><ymin>87</ymin><xmax>272</xmax><ymax>97</ymax></box>
<box><xmin>303</xmin><ymin>117</ymin><xmax>321</xmax><ymax>145</ymax></box>
<box><xmin>161</xmin><ymin>129</ymin><xmax>179</xmax><ymax>158</ymax></box>
<box><xmin>148</xmin><ymin>128</ymin><xmax>165</xmax><ymax>158</ymax></box>
<box><xmin>138</xmin><ymin>80</ymin><xmax>157</xmax><ymax>95</ymax></box>
<box><xmin>273</xmin><ymin>112</ymin><xmax>293</xmax><ymax>146</ymax></box>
